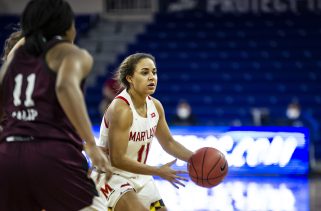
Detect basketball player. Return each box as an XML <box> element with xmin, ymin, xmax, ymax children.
<box><xmin>0</xmin><ymin>30</ymin><xmax>23</xmax><ymax>133</ymax></box>
<box><xmin>1</xmin><ymin>30</ymin><xmax>23</xmax><ymax>62</ymax></box>
<box><xmin>0</xmin><ymin>0</ymin><xmax>111</xmax><ymax>210</ymax></box>
<box><xmin>93</xmin><ymin>53</ymin><xmax>194</xmax><ymax>211</ymax></box>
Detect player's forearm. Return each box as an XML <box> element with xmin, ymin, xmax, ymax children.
<box><xmin>110</xmin><ymin>154</ymin><xmax>160</xmax><ymax>175</ymax></box>
<box><xmin>163</xmin><ymin>140</ymin><xmax>193</xmax><ymax>162</ymax></box>
<box><xmin>55</xmin><ymin>82</ymin><xmax>95</xmax><ymax>145</ymax></box>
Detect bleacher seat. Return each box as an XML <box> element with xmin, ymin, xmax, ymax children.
<box><xmin>89</xmin><ymin>12</ymin><xmax>321</xmax><ymax>130</ymax></box>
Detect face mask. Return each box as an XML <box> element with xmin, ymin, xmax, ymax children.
<box><xmin>177</xmin><ymin>107</ymin><xmax>190</xmax><ymax>119</ymax></box>
<box><xmin>286</xmin><ymin>108</ymin><xmax>300</xmax><ymax>119</ymax></box>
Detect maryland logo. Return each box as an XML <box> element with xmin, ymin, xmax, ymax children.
<box><xmin>120</xmin><ymin>182</ymin><xmax>131</xmax><ymax>188</ymax></box>
<box><xmin>100</xmin><ymin>184</ymin><xmax>115</xmax><ymax>200</ymax></box>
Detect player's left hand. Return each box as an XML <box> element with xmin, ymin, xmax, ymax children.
<box><xmin>157</xmin><ymin>159</ymin><xmax>189</xmax><ymax>189</ymax></box>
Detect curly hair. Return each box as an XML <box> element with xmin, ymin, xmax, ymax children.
<box><xmin>1</xmin><ymin>30</ymin><xmax>23</xmax><ymax>62</ymax></box>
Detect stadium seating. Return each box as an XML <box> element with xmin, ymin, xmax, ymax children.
<box><xmin>87</xmin><ymin>12</ymin><xmax>321</xmax><ymax>160</ymax></box>
<box><xmin>0</xmin><ymin>14</ymin><xmax>98</xmax><ymax>58</ymax></box>
<box><xmin>92</xmin><ymin>12</ymin><xmax>320</xmax><ymax>128</ymax></box>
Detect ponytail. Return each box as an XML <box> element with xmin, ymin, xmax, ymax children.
<box><xmin>24</xmin><ymin>31</ymin><xmax>47</xmax><ymax>56</ymax></box>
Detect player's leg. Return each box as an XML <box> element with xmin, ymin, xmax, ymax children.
<box><xmin>136</xmin><ymin>177</ymin><xmax>167</xmax><ymax>211</ymax></box>
<box><xmin>114</xmin><ymin>191</ymin><xmax>149</xmax><ymax>211</ymax></box>
<box><xmin>91</xmin><ymin>172</ymin><xmax>149</xmax><ymax>211</ymax></box>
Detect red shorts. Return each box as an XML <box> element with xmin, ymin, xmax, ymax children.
<box><xmin>0</xmin><ymin>140</ymin><xmax>98</xmax><ymax>211</ymax></box>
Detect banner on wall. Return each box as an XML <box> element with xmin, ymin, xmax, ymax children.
<box><xmin>159</xmin><ymin>0</ymin><xmax>321</xmax><ymax>14</ymax></box>
<box><xmin>92</xmin><ymin>126</ymin><xmax>310</xmax><ymax>176</ymax></box>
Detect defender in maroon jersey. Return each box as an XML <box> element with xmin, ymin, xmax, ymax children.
<box><xmin>0</xmin><ymin>0</ymin><xmax>111</xmax><ymax>210</ymax></box>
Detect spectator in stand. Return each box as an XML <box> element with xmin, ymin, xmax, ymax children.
<box><xmin>251</xmin><ymin>107</ymin><xmax>270</xmax><ymax>126</ymax></box>
<box><xmin>99</xmin><ymin>76</ymin><xmax>120</xmax><ymax>115</ymax></box>
<box><xmin>285</xmin><ymin>100</ymin><xmax>304</xmax><ymax>126</ymax></box>
<box><xmin>171</xmin><ymin>100</ymin><xmax>197</xmax><ymax>126</ymax></box>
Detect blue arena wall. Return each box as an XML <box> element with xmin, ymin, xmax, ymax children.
<box><xmin>92</xmin><ymin>126</ymin><xmax>309</xmax><ymax>176</ymax></box>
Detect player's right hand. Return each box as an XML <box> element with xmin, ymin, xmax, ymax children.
<box><xmin>84</xmin><ymin>143</ymin><xmax>112</xmax><ymax>182</ymax></box>
<box><xmin>157</xmin><ymin>159</ymin><xmax>188</xmax><ymax>189</ymax></box>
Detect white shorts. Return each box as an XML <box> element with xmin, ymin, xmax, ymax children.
<box><xmin>91</xmin><ymin>171</ymin><xmax>164</xmax><ymax>210</ymax></box>
<box><xmin>80</xmin><ymin>196</ymin><xmax>106</xmax><ymax>211</ymax></box>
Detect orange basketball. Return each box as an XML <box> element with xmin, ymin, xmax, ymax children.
<box><xmin>188</xmin><ymin>147</ymin><xmax>228</xmax><ymax>188</ymax></box>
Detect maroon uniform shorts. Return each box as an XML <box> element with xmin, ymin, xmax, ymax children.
<box><xmin>0</xmin><ymin>140</ymin><xmax>98</xmax><ymax>211</ymax></box>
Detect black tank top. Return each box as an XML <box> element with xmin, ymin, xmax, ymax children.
<box><xmin>0</xmin><ymin>38</ymin><xmax>84</xmax><ymax>150</ymax></box>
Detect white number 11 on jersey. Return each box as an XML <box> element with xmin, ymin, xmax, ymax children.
<box><xmin>13</xmin><ymin>73</ymin><xmax>36</xmax><ymax>107</ymax></box>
